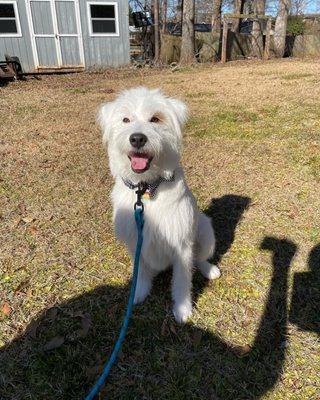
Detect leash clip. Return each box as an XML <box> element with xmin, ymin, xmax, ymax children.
<box><xmin>134</xmin><ymin>182</ymin><xmax>147</xmax><ymax>211</ymax></box>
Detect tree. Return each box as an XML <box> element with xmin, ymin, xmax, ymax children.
<box><xmin>153</xmin><ymin>0</ymin><xmax>160</xmax><ymax>62</ymax></box>
<box><xmin>232</xmin><ymin>0</ymin><xmax>244</xmax><ymax>32</ymax></box>
<box><xmin>290</xmin><ymin>0</ymin><xmax>310</xmax><ymax>14</ymax></box>
<box><xmin>180</xmin><ymin>0</ymin><xmax>196</xmax><ymax>64</ymax></box>
<box><xmin>274</xmin><ymin>0</ymin><xmax>291</xmax><ymax>57</ymax></box>
<box><xmin>212</xmin><ymin>0</ymin><xmax>223</xmax><ymax>35</ymax></box>
<box><xmin>195</xmin><ymin>0</ymin><xmax>213</xmax><ymax>23</ymax></box>
<box><xmin>161</xmin><ymin>0</ymin><xmax>168</xmax><ymax>33</ymax></box>
<box><xmin>251</xmin><ymin>0</ymin><xmax>266</xmax><ymax>58</ymax></box>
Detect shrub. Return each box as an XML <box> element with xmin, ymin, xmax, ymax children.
<box><xmin>287</xmin><ymin>15</ymin><xmax>305</xmax><ymax>36</ymax></box>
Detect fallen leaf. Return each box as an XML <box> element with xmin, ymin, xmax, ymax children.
<box><xmin>81</xmin><ymin>313</ymin><xmax>91</xmax><ymax>336</ymax></box>
<box><xmin>73</xmin><ymin>310</ymin><xmax>84</xmax><ymax>318</ymax></box>
<box><xmin>1</xmin><ymin>302</ymin><xmax>11</xmax><ymax>316</ymax></box>
<box><xmin>14</xmin><ymin>279</ymin><xmax>30</xmax><ymax>295</ymax></box>
<box><xmin>68</xmin><ymin>313</ymin><xmax>92</xmax><ymax>341</ymax></box>
<box><xmin>99</xmin><ymin>88</ymin><xmax>114</xmax><ymax>94</ymax></box>
<box><xmin>18</xmin><ymin>202</ymin><xmax>26</xmax><ymax>215</ymax></box>
<box><xmin>192</xmin><ymin>331</ymin><xmax>202</xmax><ymax>347</ymax></box>
<box><xmin>46</xmin><ymin>307</ymin><xmax>58</xmax><ymax>321</ymax></box>
<box><xmin>169</xmin><ymin>323</ymin><xmax>177</xmax><ymax>335</ymax></box>
<box><xmin>12</xmin><ymin>218</ymin><xmax>22</xmax><ymax>229</ymax></box>
<box><xmin>27</xmin><ymin>225</ymin><xmax>38</xmax><ymax>235</ymax></box>
<box><xmin>43</xmin><ymin>335</ymin><xmax>65</xmax><ymax>351</ymax></box>
<box><xmin>86</xmin><ymin>365</ymin><xmax>103</xmax><ymax>380</ymax></box>
<box><xmin>231</xmin><ymin>344</ymin><xmax>252</xmax><ymax>358</ymax></box>
<box><xmin>161</xmin><ymin>319</ymin><xmax>169</xmax><ymax>336</ymax></box>
<box><xmin>106</xmin><ymin>305</ymin><xmax>119</xmax><ymax>316</ymax></box>
<box><xmin>22</xmin><ymin>216</ymin><xmax>35</xmax><ymax>224</ymax></box>
<box><xmin>27</xmin><ymin>319</ymin><xmax>40</xmax><ymax>339</ymax></box>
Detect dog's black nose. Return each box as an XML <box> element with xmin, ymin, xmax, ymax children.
<box><xmin>129</xmin><ymin>133</ymin><xmax>148</xmax><ymax>149</ymax></box>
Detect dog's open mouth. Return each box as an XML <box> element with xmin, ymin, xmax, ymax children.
<box><xmin>128</xmin><ymin>152</ymin><xmax>153</xmax><ymax>173</ymax></box>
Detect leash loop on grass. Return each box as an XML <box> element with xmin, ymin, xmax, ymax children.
<box><xmin>85</xmin><ymin>207</ymin><xmax>144</xmax><ymax>400</ymax></box>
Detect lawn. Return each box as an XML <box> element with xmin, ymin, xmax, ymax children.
<box><xmin>0</xmin><ymin>59</ymin><xmax>319</xmax><ymax>400</ymax></box>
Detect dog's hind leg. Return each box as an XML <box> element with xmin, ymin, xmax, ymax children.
<box><xmin>198</xmin><ymin>261</ymin><xmax>221</xmax><ymax>280</ymax></box>
<box><xmin>196</xmin><ymin>212</ymin><xmax>221</xmax><ymax>280</ymax></box>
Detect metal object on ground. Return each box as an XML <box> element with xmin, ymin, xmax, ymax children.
<box><xmin>0</xmin><ymin>55</ymin><xmax>23</xmax><ymax>80</ymax></box>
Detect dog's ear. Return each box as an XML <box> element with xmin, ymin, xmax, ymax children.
<box><xmin>97</xmin><ymin>101</ymin><xmax>116</xmax><ymax>145</ymax></box>
<box><xmin>166</xmin><ymin>98</ymin><xmax>188</xmax><ymax>135</ymax></box>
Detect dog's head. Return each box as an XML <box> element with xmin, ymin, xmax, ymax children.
<box><xmin>98</xmin><ymin>87</ymin><xmax>188</xmax><ymax>182</ymax></box>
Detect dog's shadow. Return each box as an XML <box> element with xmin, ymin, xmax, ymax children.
<box><xmin>0</xmin><ymin>234</ymin><xmax>296</xmax><ymax>399</ymax></box>
<box><xmin>207</xmin><ymin>195</ymin><xmax>251</xmax><ymax>265</ymax></box>
<box><xmin>192</xmin><ymin>194</ymin><xmax>251</xmax><ymax>303</ymax></box>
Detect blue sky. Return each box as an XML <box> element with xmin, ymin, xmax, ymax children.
<box><xmin>307</xmin><ymin>1</ymin><xmax>319</xmax><ymax>13</ymax></box>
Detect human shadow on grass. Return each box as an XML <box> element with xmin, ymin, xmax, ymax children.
<box><xmin>289</xmin><ymin>244</ymin><xmax>320</xmax><ymax>336</ymax></box>
<box><xmin>0</xmin><ymin>236</ymin><xmax>295</xmax><ymax>400</ymax></box>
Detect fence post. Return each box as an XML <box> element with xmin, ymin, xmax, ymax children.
<box><xmin>221</xmin><ymin>18</ymin><xmax>228</xmax><ymax>63</ymax></box>
<box><xmin>264</xmin><ymin>18</ymin><xmax>271</xmax><ymax>61</ymax></box>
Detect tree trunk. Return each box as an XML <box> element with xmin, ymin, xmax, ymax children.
<box><xmin>212</xmin><ymin>0</ymin><xmax>222</xmax><ymax>35</ymax></box>
<box><xmin>251</xmin><ymin>0</ymin><xmax>266</xmax><ymax>58</ymax></box>
<box><xmin>211</xmin><ymin>0</ymin><xmax>222</xmax><ymax>61</ymax></box>
<box><xmin>153</xmin><ymin>0</ymin><xmax>160</xmax><ymax>63</ymax></box>
<box><xmin>274</xmin><ymin>0</ymin><xmax>291</xmax><ymax>57</ymax></box>
<box><xmin>232</xmin><ymin>0</ymin><xmax>244</xmax><ymax>32</ymax></box>
<box><xmin>161</xmin><ymin>0</ymin><xmax>168</xmax><ymax>34</ymax></box>
<box><xmin>180</xmin><ymin>0</ymin><xmax>196</xmax><ymax>64</ymax></box>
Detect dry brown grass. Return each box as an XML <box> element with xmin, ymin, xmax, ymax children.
<box><xmin>0</xmin><ymin>59</ymin><xmax>320</xmax><ymax>399</ymax></box>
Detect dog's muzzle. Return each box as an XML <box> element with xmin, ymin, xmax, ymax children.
<box><xmin>129</xmin><ymin>133</ymin><xmax>148</xmax><ymax>149</ymax></box>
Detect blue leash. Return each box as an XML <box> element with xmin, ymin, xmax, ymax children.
<box><xmin>85</xmin><ymin>206</ymin><xmax>144</xmax><ymax>400</ymax></box>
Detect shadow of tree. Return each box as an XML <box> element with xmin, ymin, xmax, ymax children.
<box><xmin>289</xmin><ymin>244</ymin><xmax>320</xmax><ymax>336</ymax></box>
<box><xmin>0</xmin><ymin>235</ymin><xmax>296</xmax><ymax>400</ymax></box>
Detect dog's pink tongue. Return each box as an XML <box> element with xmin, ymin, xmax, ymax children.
<box><xmin>131</xmin><ymin>154</ymin><xmax>149</xmax><ymax>171</ymax></box>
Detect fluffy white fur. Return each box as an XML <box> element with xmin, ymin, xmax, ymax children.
<box><xmin>98</xmin><ymin>87</ymin><xmax>220</xmax><ymax>323</ymax></box>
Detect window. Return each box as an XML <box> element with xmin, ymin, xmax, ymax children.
<box><xmin>0</xmin><ymin>1</ymin><xmax>21</xmax><ymax>36</ymax></box>
<box><xmin>87</xmin><ymin>2</ymin><xmax>119</xmax><ymax>36</ymax></box>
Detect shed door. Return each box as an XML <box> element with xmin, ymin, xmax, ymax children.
<box><xmin>27</xmin><ymin>0</ymin><xmax>84</xmax><ymax>69</ymax></box>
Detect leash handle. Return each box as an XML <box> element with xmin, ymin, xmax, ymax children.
<box><xmin>85</xmin><ymin>208</ymin><xmax>144</xmax><ymax>400</ymax></box>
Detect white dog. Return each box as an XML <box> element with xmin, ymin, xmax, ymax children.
<box><xmin>98</xmin><ymin>87</ymin><xmax>220</xmax><ymax>323</ymax></box>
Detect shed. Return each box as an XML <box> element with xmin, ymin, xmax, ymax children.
<box><xmin>0</xmin><ymin>0</ymin><xmax>130</xmax><ymax>72</ymax></box>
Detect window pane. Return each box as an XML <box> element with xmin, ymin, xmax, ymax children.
<box><xmin>92</xmin><ymin>19</ymin><xmax>115</xmax><ymax>33</ymax></box>
<box><xmin>0</xmin><ymin>3</ymin><xmax>15</xmax><ymax>18</ymax></box>
<box><xmin>0</xmin><ymin>19</ymin><xmax>17</xmax><ymax>33</ymax></box>
<box><xmin>90</xmin><ymin>4</ymin><xmax>114</xmax><ymax>18</ymax></box>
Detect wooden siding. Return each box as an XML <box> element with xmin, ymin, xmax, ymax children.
<box><xmin>0</xmin><ymin>0</ymin><xmax>130</xmax><ymax>72</ymax></box>
<box><xmin>0</xmin><ymin>0</ymin><xmax>35</xmax><ymax>71</ymax></box>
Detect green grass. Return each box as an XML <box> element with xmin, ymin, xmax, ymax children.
<box><xmin>282</xmin><ymin>73</ymin><xmax>314</xmax><ymax>80</ymax></box>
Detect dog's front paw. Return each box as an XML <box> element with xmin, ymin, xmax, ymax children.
<box><xmin>173</xmin><ymin>301</ymin><xmax>192</xmax><ymax>323</ymax></box>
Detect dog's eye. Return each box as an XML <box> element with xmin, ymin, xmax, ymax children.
<box><xmin>123</xmin><ymin>117</ymin><xmax>130</xmax><ymax>123</ymax></box>
<box><xmin>150</xmin><ymin>116</ymin><xmax>160</xmax><ymax>123</ymax></box>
